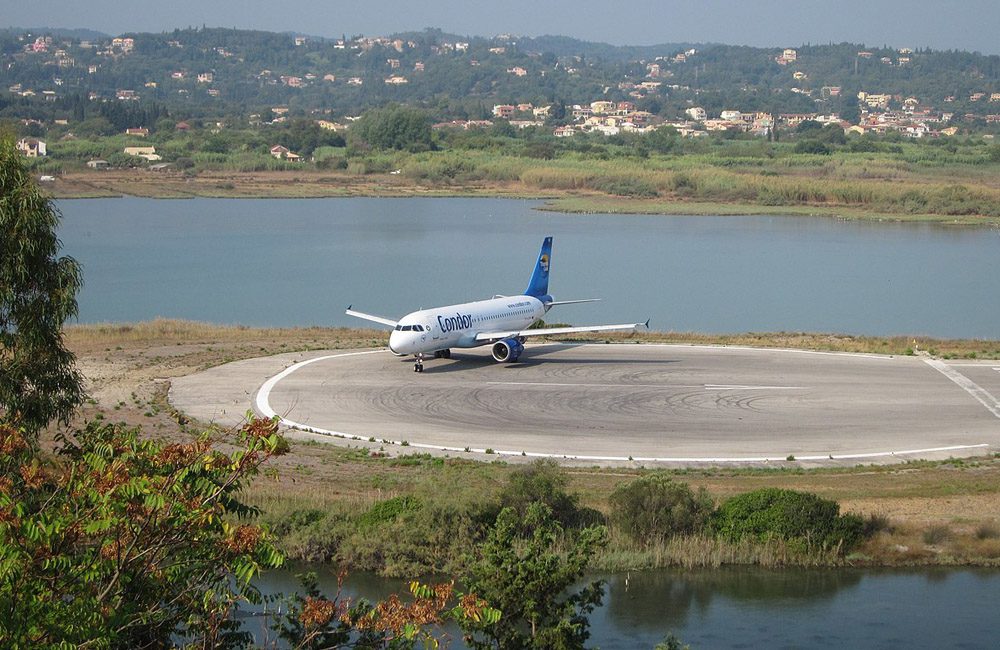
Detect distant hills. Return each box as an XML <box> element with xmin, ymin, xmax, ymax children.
<box><xmin>8</xmin><ymin>26</ymin><xmax>109</xmax><ymax>41</ymax></box>
<box><xmin>2</xmin><ymin>26</ymin><xmax>999</xmax><ymax>124</ymax></box>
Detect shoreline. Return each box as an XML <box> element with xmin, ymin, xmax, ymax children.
<box><xmin>44</xmin><ymin>170</ymin><xmax>1000</xmax><ymax>227</ymax></box>
<box><xmin>58</xmin><ymin>320</ymin><xmax>1000</xmax><ymax>572</ymax></box>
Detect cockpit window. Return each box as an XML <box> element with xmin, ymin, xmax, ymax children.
<box><xmin>414</xmin><ymin>325</ymin><xmax>424</xmax><ymax>332</ymax></box>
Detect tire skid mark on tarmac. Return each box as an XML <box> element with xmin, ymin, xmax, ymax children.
<box><xmin>253</xmin><ymin>347</ymin><xmax>994</xmax><ymax>464</ymax></box>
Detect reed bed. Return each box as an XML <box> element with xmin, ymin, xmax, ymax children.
<box><xmin>594</xmin><ymin>532</ymin><xmax>845</xmax><ymax>571</ymax></box>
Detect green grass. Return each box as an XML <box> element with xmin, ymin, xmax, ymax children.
<box><xmin>44</xmin><ymin>131</ymin><xmax>1000</xmax><ymax>224</ymax></box>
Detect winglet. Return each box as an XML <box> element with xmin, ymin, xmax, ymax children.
<box><xmin>645</xmin><ymin>318</ymin><xmax>650</xmax><ymax>329</ymax></box>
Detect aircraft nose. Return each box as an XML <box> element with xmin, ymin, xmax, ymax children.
<box><xmin>388</xmin><ymin>331</ymin><xmax>404</xmax><ymax>355</ymax></box>
<box><xmin>388</xmin><ymin>331</ymin><xmax>416</xmax><ymax>356</ymax></box>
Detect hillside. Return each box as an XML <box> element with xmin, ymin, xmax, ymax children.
<box><xmin>3</xmin><ymin>26</ymin><xmax>1000</xmax><ymax>122</ymax></box>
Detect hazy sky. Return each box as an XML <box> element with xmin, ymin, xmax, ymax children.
<box><xmin>8</xmin><ymin>0</ymin><xmax>1000</xmax><ymax>54</ymax></box>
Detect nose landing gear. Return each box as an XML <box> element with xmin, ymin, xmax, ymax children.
<box><xmin>414</xmin><ymin>353</ymin><xmax>424</xmax><ymax>373</ymax></box>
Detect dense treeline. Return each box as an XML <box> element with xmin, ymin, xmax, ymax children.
<box><xmin>3</xmin><ymin>27</ymin><xmax>1000</xmax><ymax>122</ymax></box>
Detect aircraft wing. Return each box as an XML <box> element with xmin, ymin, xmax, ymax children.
<box><xmin>474</xmin><ymin>321</ymin><xmax>648</xmax><ymax>342</ymax></box>
<box><xmin>345</xmin><ymin>305</ymin><xmax>398</xmax><ymax>328</ymax></box>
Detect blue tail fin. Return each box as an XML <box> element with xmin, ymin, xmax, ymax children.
<box><xmin>524</xmin><ymin>236</ymin><xmax>552</xmax><ymax>297</ymax></box>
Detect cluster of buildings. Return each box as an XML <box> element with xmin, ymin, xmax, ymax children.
<box><xmin>10</xmin><ymin>30</ymin><xmax>1000</xmax><ymax>147</ymax></box>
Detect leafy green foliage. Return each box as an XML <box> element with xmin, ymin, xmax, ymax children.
<box><xmin>793</xmin><ymin>139</ymin><xmax>832</xmax><ymax>155</ymax></box>
<box><xmin>349</xmin><ymin>105</ymin><xmax>434</xmax><ymax>153</ymax></box>
<box><xmin>359</xmin><ymin>496</ymin><xmax>424</xmax><ymax>528</ymax></box>
<box><xmin>609</xmin><ymin>475</ymin><xmax>714</xmax><ymax>544</ymax></box>
<box><xmin>0</xmin><ymin>135</ymin><xmax>84</xmax><ymax>434</ymax></box>
<box><xmin>460</xmin><ymin>502</ymin><xmax>608</xmax><ymax>650</ymax></box>
<box><xmin>712</xmin><ymin>488</ymin><xmax>865</xmax><ymax>552</ymax></box>
<box><xmin>497</xmin><ymin>458</ymin><xmax>592</xmax><ymax>528</ymax></box>
<box><xmin>0</xmin><ymin>416</ymin><xmax>288</xmax><ymax>648</ymax></box>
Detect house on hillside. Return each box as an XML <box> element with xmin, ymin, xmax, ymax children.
<box><xmin>270</xmin><ymin>145</ymin><xmax>302</xmax><ymax>161</ymax></box>
<box><xmin>16</xmin><ymin>138</ymin><xmax>46</xmax><ymax>157</ymax></box>
<box><xmin>123</xmin><ymin>146</ymin><xmax>160</xmax><ymax>161</ymax></box>
<box><xmin>125</xmin><ymin>127</ymin><xmax>149</xmax><ymax>137</ymax></box>
<box><xmin>686</xmin><ymin>107</ymin><xmax>707</xmax><ymax>121</ymax></box>
<box><xmin>492</xmin><ymin>105</ymin><xmax>515</xmax><ymax>119</ymax></box>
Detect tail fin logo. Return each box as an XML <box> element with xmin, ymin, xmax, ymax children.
<box><xmin>539</xmin><ymin>254</ymin><xmax>549</xmax><ymax>272</ymax></box>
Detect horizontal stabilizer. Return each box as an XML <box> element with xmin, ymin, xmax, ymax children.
<box><xmin>345</xmin><ymin>306</ymin><xmax>398</xmax><ymax>328</ymax></box>
<box><xmin>544</xmin><ymin>298</ymin><xmax>601</xmax><ymax>306</ymax></box>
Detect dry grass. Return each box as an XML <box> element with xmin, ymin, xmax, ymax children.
<box><xmin>53</xmin><ymin>319</ymin><xmax>1000</xmax><ymax>568</ymax></box>
<box><xmin>595</xmin><ymin>531</ymin><xmax>844</xmax><ymax>571</ymax></box>
<box><xmin>46</xmin><ymin>158</ymin><xmax>1000</xmax><ymax>226</ymax></box>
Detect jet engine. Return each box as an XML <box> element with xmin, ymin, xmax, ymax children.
<box><xmin>491</xmin><ymin>338</ymin><xmax>524</xmax><ymax>363</ymax></box>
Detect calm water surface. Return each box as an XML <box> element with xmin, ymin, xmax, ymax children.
<box><xmin>55</xmin><ymin>197</ymin><xmax>1000</xmax><ymax>645</ymax></box>
<box><xmin>253</xmin><ymin>566</ymin><xmax>1000</xmax><ymax>649</ymax></box>
<box><xmin>56</xmin><ymin>197</ymin><xmax>1000</xmax><ymax>337</ymax></box>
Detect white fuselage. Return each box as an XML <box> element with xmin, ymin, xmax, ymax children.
<box><xmin>387</xmin><ymin>295</ymin><xmax>548</xmax><ymax>356</ymax></box>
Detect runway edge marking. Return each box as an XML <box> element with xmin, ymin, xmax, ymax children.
<box><xmin>254</xmin><ymin>349</ymin><xmax>991</xmax><ymax>464</ymax></box>
<box><xmin>923</xmin><ymin>358</ymin><xmax>1000</xmax><ymax>420</ymax></box>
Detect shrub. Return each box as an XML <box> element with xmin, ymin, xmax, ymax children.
<box><xmin>522</xmin><ymin>141</ymin><xmax>556</xmax><ymax>160</ymax></box>
<box><xmin>498</xmin><ymin>459</ymin><xmax>583</xmax><ymax>527</ymax></box>
<box><xmin>864</xmin><ymin>513</ymin><xmax>894</xmax><ymax>536</ymax></box>
<box><xmin>358</xmin><ymin>495</ymin><xmax>422</xmax><ymax>527</ymax></box>
<box><xmin>794</xmin><ymin>140</ymin><xmax>831</xmax><ymax>155</ymax></box>
<box><xmin>975</xmin><ymin>523</ymin><xmax>1000</xmax><ymax>540</ymax></box>
<box><xmin>712</xmin><ymin>488</ymin><xmax>864</xmax><ymax>551</ymax></box>
<box><xmin>923</xmin><ymin>524</ymin><xmax>952</xmax><ymax>545</ymax></box>
<box><xmin>592</xmin><ymin>176</ymin><xmax>658</xmax><ymax>198</ymax></box>
<box><xmin>609</xmin><ymin>475</ymin><xmax>712</xmax><ymax>544</ymax></box>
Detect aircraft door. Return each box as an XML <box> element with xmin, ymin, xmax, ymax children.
<box><xmin>427</xmin><ymin>321</ymin><xmax>439</xmax><ymax>341</ymax></box>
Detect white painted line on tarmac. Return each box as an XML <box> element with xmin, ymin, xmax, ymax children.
<box><xmin>574</xmin><ymin>342</ymin><xmax>895</xmax><ymax>361</ymax></box>
<box><xmin>923</xmin><ymin>358</ymin><xmax>1000</xmax><ymax>419</ymax></box>
<box><xmin>487</xmin><ymin>381</ymin><xmax>695</xmax><ymax>389</ymax></box>
<box><xmin>253</xmin><ymin>349</ymin><xmax>992</xmax><ymax>464</ymax></box>
<box><xmin>945</xmin><ymin>363</ymin><xmax>1000</xmax><ymax>367</ymax></box>
<box><xmin>487</xmin><ymin>382</ymin><xmax>807</xmax><ymax>390</ymax></box>
<box><xmin>255</xmin><ymin>350</ymin><xmax>384</xmax><ymax>423</ymax></box>
<box><xmin>703</xmin><ymin>385</ymin><xmax>807</xmax><ymax>391</ymax></box>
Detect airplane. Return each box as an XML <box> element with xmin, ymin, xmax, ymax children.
<box><xmin>346</xmin><ymin>236</ymin><xmax>648</xmax><ymax>372</ymax></box>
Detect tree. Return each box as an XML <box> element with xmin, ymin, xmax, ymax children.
<box><xmin>0</xmin><ymin>416</ymin><xmax>288</xmax><ymax>648</ymax></box>
<box><xmin>348</xmin><ymin>105</ymin><xmax>433</xmax><ymax>153</ymax></box>
<box><xmin>460</xmin><ymin>503</ymin><xmax>608</xmax><ymax>650</ymax></box>
<box><xmin>609</xmin><ymin>475</ymin><xmax>713</xmax><ymax>545</ymax></box>
<box><xmin>0</xmin><ymin>134</ymin><xmax>84</xmax><ymax>435</ymax></box>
